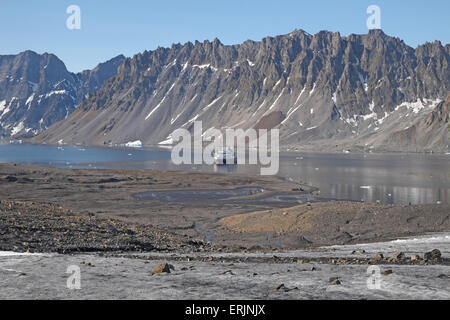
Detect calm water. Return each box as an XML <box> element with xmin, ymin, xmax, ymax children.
<box><xmin>0</xmin><ymin>143</ymin><xmax>449</xmax><ymax>205</ymax></box>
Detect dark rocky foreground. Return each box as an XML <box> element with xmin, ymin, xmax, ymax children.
<box><xmin>0</xmin><ymin>200</ymin><xmax>209</xmax><ymax>254</ymax></box>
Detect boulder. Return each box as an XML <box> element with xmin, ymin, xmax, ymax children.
<box><xmin>5</xmin><ymin>176</ymin><xmax>18</xmax><ymax>182</ymax></box>
<box><xmin>372</xmin><ymin>253</ymin><xmax>384</xmax><ymax>261</ymax></box>
<box><xmin>410</xmin><ymin>255</ymin><xmax>420</xmax><ymax>261</ymax></box>
<box><xmin>424</xmin><ymin>249</ymin><xmax>441</xmax><ymax>261</ymax></box>
<box><xmin>152</xmin><ymin>263</ymin><xmax>174</xmax><ymax>275</ymax></box>
<box><xmin>273</xmin><ymin>284</ymin><xmax>298</xmax><ymax>292</ymax></box>
<box><xmin>392</xmin><ymin>252</ymin><xmax>405</xmax><ymax>261</ymax></box>
<box><xmin>329</xmin><ymin>277</ymin><xmax>341</xmax><ymax>285</ymax></box>
<box><xmin>220</xmin><ymin>270</ymin><xmax>235</xmax><ymax>275</ymax></box>
<box><xmin>273</xmin><ymin>284</ymin><xmax>286</xmax><ymax>291</ymax></box>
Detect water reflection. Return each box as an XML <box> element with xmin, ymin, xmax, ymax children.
<box><xmin>213</xmin><ymin>164</ymin><xmax>238</xmax><ymax>174</ymax></box>
<box><xmin>0</xmin><ymin>143</ymin><xmax>449</xmax><ymax>205</ymax></box>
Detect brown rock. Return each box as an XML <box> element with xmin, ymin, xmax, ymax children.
<box><xmin>273</xmin><ymin>284</ymin><xmax>286</xmax><ymax>291</ymax></box>
<box><xmin>383</xmin><ymin>270</ymin><xmax>393</xmax><ymax>276</ymax></box>
<box><xmin>273</xmin><ymin>284</ymin><xmax>298</xmax><ymax>292</ymax></box>
<box><xmin>152</xmin><ymin>263</ymin><xmax>173</xmax><ymax>275</ymax></box>
<box><xmin>329</xmin><ymin>279</ymin><xmax>341</xmax><ymax>285</ymax></box>
<box><xmin>392</xmin><ymin>252</ymin><xmax>405</xmax><ymax>260</ymax></box>
<box><xmin>373</xmin><ymin>253</ymin><xmax>384</xmax><ymax>261</ymax></box>
<box><xmin>221</xmin><ymin>270</ymin><xmax>235</xmax><ymax>275</ymax></box>
<box><xmin>410</xmin><ymin>255</ymin><xmax>420</xmax><ymax>261</ymax></box>
<box><xmin>329</xmin><ymin>277</ymin><xmax>341</xmax><ymax>285</ymax></box>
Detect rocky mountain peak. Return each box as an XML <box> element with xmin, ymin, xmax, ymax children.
<box><xmin>0</xmin><ymin>51</ymin><xmax>125</xmax><ymax>138</ymax></box>
<box><xmin>33</xmin><ymin>29</ymin><xmax>449</xmax><ymax>152</ymax></box>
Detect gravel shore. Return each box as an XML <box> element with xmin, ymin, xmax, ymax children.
<box><xmin>0</xmin><ymin>200</ymin><xmax>211</xmax><ymax>254</ymax></box>
<box><xmin>1</xmin><ymin>163</ymin><xmax>449</xmax><ymax>252</ymax></box>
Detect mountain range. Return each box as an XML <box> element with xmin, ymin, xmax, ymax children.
<box><xmin>3</xmin><ymin>29</ymin><xmax>449</xmax><ymax>152</ymax></box>
<box><xmin>0</xmin><ymin>51</ymin><xmax>125</xmax><ymax>138</ymax></box>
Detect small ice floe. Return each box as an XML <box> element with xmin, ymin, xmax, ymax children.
<box><xmin>360</xmin><ymin>186</ymin><xmax>371</xmax><ymax>189</ymax></box>
<box><xmin>436</xmin><ymin>201</ymin><xmax>442</xmax><ymax>205</ymax></box>
<box><xmin>128</xmin><ymin>153</ymin><xmax>132</xmax><ymax>156</ymax></box>
<box><xmin>125</xmin><ymin>140</ymin><xmax>143</xmax><ymax>148</ymax></box>
<box><xmin>388</xmin><ymin>193</ymin><xmax>392</xmax><ymax>197</ymax></box>
<box><xmin>343</xmin><ymin>149</ymin><xmax>350</xmax><ymax>154</ymax></box>
<box><xmin>315</xmin><ymin>168</ymin><xmax>319</xmax><ymax>171</ymax></box>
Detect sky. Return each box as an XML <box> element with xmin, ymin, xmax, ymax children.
<box><xmin>0</xmin><ymin>0</ymin><xmax>449</xmax><ymax>73</ymax></box>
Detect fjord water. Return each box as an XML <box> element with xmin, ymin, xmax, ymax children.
<box><xmin>0</xmin><ymin>143</ymin><xmax>449</xmax><ymax>205</ymax></box>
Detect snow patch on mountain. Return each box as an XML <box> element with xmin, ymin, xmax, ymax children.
<box><xmin>11</xmin><ymin>121</ymin><xmax>24</xmax><ymax>136</ymax></box>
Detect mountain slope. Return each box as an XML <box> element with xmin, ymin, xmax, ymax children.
<box><xmin>0</xmin><ymin>51</ymin><xmax>125</xmax><ymax>138</ymax></box>
<box><xmin>36</xmin><ymin>30</ymin><xmax>449</xmax><ymax>152</ymax></box>
<box><xmin>372</xmin><ymin>94</ymin><xmax>449</xmax><ymax>151</ymax></box>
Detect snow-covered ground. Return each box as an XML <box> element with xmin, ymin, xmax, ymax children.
<box><xmin>0</xmin><ymin>233</ymin><xmax>449</xmax><ymax>300</ymax></box>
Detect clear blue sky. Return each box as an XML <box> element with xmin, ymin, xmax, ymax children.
<box><xmin>1</xmin><ymin>0</ymin><xmax>448</xmax><ymax>73</ymax></box>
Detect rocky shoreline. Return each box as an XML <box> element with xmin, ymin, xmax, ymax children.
<box><xmin>1</xmin><ymin>163</ymin><xmax>449</xmax><ymax>256</ymax></box>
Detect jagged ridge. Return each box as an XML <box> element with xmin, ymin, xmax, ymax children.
<box><xmin>36</xmin><ymin>29</ymin><xmax>449</xmax><ymax>152</ymax></box>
